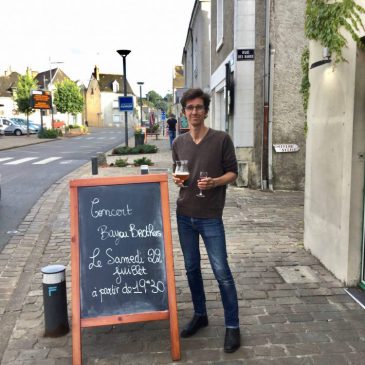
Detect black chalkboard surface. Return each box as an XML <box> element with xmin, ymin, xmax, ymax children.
<box><xmin>78</xmin><ymin>183</ymin><xmax>167</xmax><ymax>317</ymax></box>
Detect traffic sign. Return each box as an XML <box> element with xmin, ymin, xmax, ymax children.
<box><xmin>118</xmin><ymin>96</ymin><xmax>134</xmax><ymax>112</ymax></box>
<box><xmin>161</xmin><ymin>111</ymin><xmax>166</xmax><ymax>121</ymax></box>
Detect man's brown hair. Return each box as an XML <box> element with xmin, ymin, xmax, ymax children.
<box><xmin>180</xmin><ymin>88</ymin><xmax>210</xmax><ymax>111</ymax></box>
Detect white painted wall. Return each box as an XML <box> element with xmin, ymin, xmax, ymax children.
<box><xmin>100</xmin><ymin>92</ymin><xmax>137</xmax><ymax>127</ymax></box>
<box><xmin>304</xmin><ymin>34</ymin><xmax>365</xmax><ymax>284</ymax></box>
<box><xmin>233</xmin><ymin>0</ymin><xmax>255</xmax><ymax>147</ymax></box>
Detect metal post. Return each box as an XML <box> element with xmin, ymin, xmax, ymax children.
<box><xmin>41</xmin><ymin>264</ymin><xmax>69</xmax><ymax>337</ymax></box>
<box><xmin>122</xmin><ymin>57</ymin><xmax>128</xmax><ymax>147</ymax></box>
<box><xmin>137</xmin><ymin>81</ymin><xmax>144</xmax><ymax>125</ymax></box>
<box><xmin>117</xmin><ymin>50</ymin><xmax>131</xmax><ymax>147</ymax></box>
<box><xmin>91</xmin><ymin>156</ymin><xmax>98</xmax><ymax>175</ymax></box>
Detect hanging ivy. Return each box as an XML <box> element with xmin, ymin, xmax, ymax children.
<box><xmin>300</xmin><ymin>46</ymin><xmax>310</xmax><ymax>134</ymax></box>
<box><xmin>305</xmin><ymin>0</ymin><xmax>365</xmax><ymax>64</ymax></box>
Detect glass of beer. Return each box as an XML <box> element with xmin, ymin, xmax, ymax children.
<box><xmin>175</xmin><ymin>160</ymin><xmax>190</xmax><ymax>188</ymax></box>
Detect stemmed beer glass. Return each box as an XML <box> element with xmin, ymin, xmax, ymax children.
<box><xmin>196</xmin><ymin>171</ymin><xmax>208</xmax><ymax>197</ymax></box>
<box><xmin>175</xmin><ymin>160</ymin><xmax>190</xmax><ymax>188</ymax></box>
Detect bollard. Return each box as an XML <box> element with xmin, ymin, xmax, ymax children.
<box><xmin>91</xmin><ymin>156</ymin><xmax>98</xmax><ymax>175</ymax></box>
<box><xmin>41</xmin><ymin>264</ymin><xmax>69</xmax><ymax>337</ymax></box>
<box><xmin>140</xmin><ymin>165</ymin><xmax>149</xmax><ymax>175</ymax></box>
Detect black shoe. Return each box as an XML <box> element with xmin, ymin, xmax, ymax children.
<box><xmin>180</xmin><ymin>314</ymin><xmax>208</xmax><ymax>338</ymax></box>
<box><xmin>224</xmin><ymin>328</ymin><xmax>241</xmax><ymax>353</ymax></box>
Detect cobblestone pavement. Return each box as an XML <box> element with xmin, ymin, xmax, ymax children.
<box><xmin>0</xmin><ymin>136</ymin><xmax>364</xmax><ymax>365</ymax></box>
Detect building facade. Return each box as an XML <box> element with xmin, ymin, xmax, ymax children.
<box><xmin>85</xmin><ymin>66</ymin><xmax>137</xmax><ymax>128</ymax></box>
<box><xmin>182</xmin><ymin>0</ymin><xmax>306</xmax><ymax>189</ymax></box>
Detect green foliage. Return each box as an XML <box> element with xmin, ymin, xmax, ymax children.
<box><xmin>54</xmin><ymin>79</ymin><xmax>84</xmax><ymax>115</ymax></box>
<box><xmin>111</xmin><ymin>144</ymin><xmax>158</xmax><ymax>155</ymax></box>
<box><xmin>133</xmin><ymin>157</ymin><xmax>153</xmax><ymax>166</ymax></box>
<box><xmin>15</xmin><ymin>72</ymin><xmax>37</xmax><ymax>115</ymax></box>
<box><xmin>300</xmin><ymin>46</ymin><xmax>310</xmax><ymax>133</ymax></box>
<box><xmin>38</xmin><ymin>128</ymin><xmax>62</xmax><ymax>139</ymax></box>
<box><xmin>146</xmin><ymin>124</ymin><xmax>160</xmax><ymax>133</ymax></box>
<box><xmin>305</xmin><ymin>0</ymin><xmax>365</xmax><ymax>64</ymax></box>
<box><xmin>113</xmin><ymin>158</ymin><xmax>129</xmax><ymax>167</ymax></box>
<box><xmin>146</xmin><ymin>90</ymin><xmax>168</xmax><ymax>111</ymax></box>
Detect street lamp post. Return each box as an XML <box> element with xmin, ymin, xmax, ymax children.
<box><xmin>137</xmin><ymin>82</ymin><xmax>144</xmax><ymax>125</ymax></box>
<box><xmin>116</xmin><ymin>49</ymin><xmax>131</xmax><ymax>147</ymax></box>
<box><xmin>49</xmin><ymin>57</ymin><xmax>63</xmax><ymax>129</ymax></box>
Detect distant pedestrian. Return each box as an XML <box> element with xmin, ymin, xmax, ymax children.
<box><xmin>172</xmin><ymin>88</ymin><xmax>240</xmax><ymax>353</ymax></box>
<box><xmin>166</xmin><ymin>113</ymin><xmax>177</xmax><ymax>148</ymax></box>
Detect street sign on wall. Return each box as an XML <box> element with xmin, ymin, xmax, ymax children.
<box><xmin>273</xmin><ymin>144</ymin><xmax>300</xmax><ymax>153</ymax></box>
<box><xmin>118</xmin><ymin>96</ymin><xmax>134</xmax><ymax>112</ymax></box>
<box><xmin>237</xmin><ymin>49</ymin><xmax>255</xmax><ymax>61</ymax></box>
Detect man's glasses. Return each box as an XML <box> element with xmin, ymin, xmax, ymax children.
<box><xmin>184</xmin><ymin>104</ymin><xmax>205</xmax><ymax>112</ymax></box>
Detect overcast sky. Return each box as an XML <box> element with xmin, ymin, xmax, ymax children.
<box><xmin>1</xmin><ymin>0</ymin><xmax>195</xmax><ymax>96</ymax></box>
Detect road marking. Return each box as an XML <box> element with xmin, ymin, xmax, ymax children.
<box><xmin>59</xmin><ymin>160</ymin><xmax>75</xmax><ymax>164</ymax></box>
<box><xmin>5</xmin><ymin>157</ymin><xmax>38</xmax><ymax>165</ymax></box>
<box><xmin>33</xmin><ymin>157</ymin><xmax>62</xmax><ymax>165</ymax></box>
<box><xmin>0</xmin><ymin>157</ymin><xmax>14</xmax><ymax>162</ymax></box>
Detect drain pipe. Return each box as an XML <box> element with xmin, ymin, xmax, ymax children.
<box><xmin>268</xmin><ymin>48</ymin><xmax>275</xmax><ymax>191</ymax></box>
<box><xmin>262</xmin><ymin>0</ymin><xmax>271</xmax><ymax>190</ymax></box>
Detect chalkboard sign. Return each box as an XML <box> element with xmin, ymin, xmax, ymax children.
<box><xmin>70</xmin><ymin>174</ymin><xmax>180</xmax><ymax>364</ymax></box>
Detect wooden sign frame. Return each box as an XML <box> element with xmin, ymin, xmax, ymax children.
<box><xmin>69</xmin><ymin>174</ymin><xmax>180</xmax><ymax>364</ymax></box>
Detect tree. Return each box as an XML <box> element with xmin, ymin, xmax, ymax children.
<box><xmin>54</xmin><ymin>79</ymin><xmax>83</xmax><ymax>123</ymax></box>
<box><xmin>146</xmin><ymin>90</ymin><xmax>168</xmax><ymax>111</ymax></box>
<box><xmin>15</xmin><ymin>72</ymin><xmax>37</xmax><ymax>134</ymax></box>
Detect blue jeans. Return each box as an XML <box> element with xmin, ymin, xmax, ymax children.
<box><xmin>177</xmin><ymin>215</ymin><xmax>239</xmax><ymax>328</ymax></box>
<box><xmin>169</xmin><ymin>130</ymin><xmax>176</xmax><ymax>147</ymax></box>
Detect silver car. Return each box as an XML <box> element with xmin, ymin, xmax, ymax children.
<box><xmin>0</xmin><ymin>117</ymin><xmax>27</xmax><ymax>136</ymax></box>
<box><xmin>10</xmin><ymin>118</ymin><xmax>39</xmax><ymax>134</ymax></box>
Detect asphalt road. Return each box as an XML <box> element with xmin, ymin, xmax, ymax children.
<box><xmin>0</xmin><ymin>127</ymin><xmax>130</xmax><ymax>251</ymax></box>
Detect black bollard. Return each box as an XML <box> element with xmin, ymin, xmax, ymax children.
<box><xmin>91</xmin><ymin>156</ymin><xmax>98</xmax><ymax>175</ymax></box>
<box><xmin>41</xmin><ymin>265</ymin><xmax>69</xmax><ymax>337</ymax></box>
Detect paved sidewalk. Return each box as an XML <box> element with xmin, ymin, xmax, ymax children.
<box><xmin>0</xmin><ymin>135</ymin><xmax>55</xmax><ymax>151</ymax></box>
<box><xmin>0</xmin><ymin>136</ymin><xmax>364</xmax><ymax>364</ymax></box>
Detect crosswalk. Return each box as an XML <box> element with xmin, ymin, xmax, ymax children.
<box><xmin>0</xmin><ymin>156</ymin><xmax>76</xmax><ymax>166</ymax></box>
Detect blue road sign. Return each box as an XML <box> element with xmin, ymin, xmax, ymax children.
<box><xmin>161</xmin><ymin>111</ymin><xmax>166</xmax><ymax>121</ymax></box>
<box><xmin>118</xmin><ymin>96</ymin><xmax>134</xmax><ymax>111</ymax></box>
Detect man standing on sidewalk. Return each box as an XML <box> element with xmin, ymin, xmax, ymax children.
<box><xmin>172</xmin><ymin>88</ymin><xmax>240</xmax><ymax>353</ymax></box>
<box><xmin>166</xmin><ymin>113</ymin><xmax>178</xmax><ymax>148</ymax></box>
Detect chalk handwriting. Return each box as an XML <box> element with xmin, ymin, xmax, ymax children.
<box><xmin>90</xmin><ymin>197</ymin><xmax>133</xmax><ymax>219</ymax></box>
<box><xmin>88</xmin><ymin>248</ymin><xmax>103</xmax><ymax>270</ymax></box>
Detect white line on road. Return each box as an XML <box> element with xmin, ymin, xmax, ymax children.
<box><xmin>33</xmin><ymin>157</ymin><xmax>62</xmax><ymax>165</ymax></box>
<box><xmin>0</xmin><ymin>157</ymin><xmax>14</xmax><ymax>162</ymax></box>
<box><xmin>5</xmin><ymin>157</ymin><xmax>38</xmax><ymax>165</ymax></box>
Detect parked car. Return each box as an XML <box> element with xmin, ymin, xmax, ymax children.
<box><xmin>0</xmin><ymin>117</ymin><xmax>27</xmax><ymax>136</ymax></box>
<box><xmin>10</xmin><ymin>118</ymin><xmax>39</xmax><ymax>134</ymax></box>
<box><xmin>0</xmin><ymin>118</ymin><xmax>8</xmax><ymax>135</ymax></box>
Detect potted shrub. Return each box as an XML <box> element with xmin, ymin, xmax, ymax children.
<box><xmin>134</xmin><ymin>126</ymin><xmax>145</xmax><ymax>147</ymax></box>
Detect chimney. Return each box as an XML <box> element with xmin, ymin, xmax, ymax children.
<box><xmin>93</xmin><ymin>65</ymin><xmax>100</xmax><ymax>81</ymax></box>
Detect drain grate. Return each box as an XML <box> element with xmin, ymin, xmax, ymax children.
<box><xmin>275</xmin><ymin>266</ymin><xmax>320</xmax><ymax>283</ymax></box>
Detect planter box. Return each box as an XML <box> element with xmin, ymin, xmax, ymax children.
<box><xmin>135</xmin><ymin>134</ymin><xmax>145</xmax><ymax>147</ymax></box>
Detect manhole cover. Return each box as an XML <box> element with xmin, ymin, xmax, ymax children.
<box><xmin>275</xmin><ymin>266</ymin><xmax>319</xmax><ymax>283</ymax></box>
